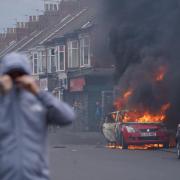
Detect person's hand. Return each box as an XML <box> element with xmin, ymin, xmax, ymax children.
<box><xmin>16</xmin><ymin>75</ymin><xmax>40</xmax><ymax>95</ymax></box>
<box><xmin>0</xmin><ymin>75</ymin><xmax>13</xmax><ymax>94</ymax></box>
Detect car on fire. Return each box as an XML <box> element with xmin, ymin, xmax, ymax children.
<box><xmin>102</xmin><ymin>111</ymin><xmax>170</xmax><ymax>149</ymax></box>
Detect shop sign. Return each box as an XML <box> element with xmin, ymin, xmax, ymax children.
<box><xmin>70</xmin><ymin>77</ymin><xmax>85</xmax><ymax>92</ymax></box>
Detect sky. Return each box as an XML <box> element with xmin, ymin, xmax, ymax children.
<box><xmin>0</xmin><ymin>0</ymin><xmax>44</xmax><ymax>32</ymax></box>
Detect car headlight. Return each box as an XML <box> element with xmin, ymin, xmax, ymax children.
<box><xmin>126</xmin><ymin>126</ymin><xmax>136</xmax><ymax>133</ymax></box>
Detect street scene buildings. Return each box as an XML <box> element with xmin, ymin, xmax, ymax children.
<box><xmin>1</xmin><ymin>1</ymin><xmax>180</xmax><ymax>180</ymax></box>
<box><xmin>0</xmin><ymin>0</ymin><xmax>114</xmax><ymax>132</ymax></box>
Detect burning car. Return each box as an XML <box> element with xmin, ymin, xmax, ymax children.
<box><xmin>102</xmin><ymin>110</ymin><xmax>170</xmax><ymax>149</ymax></box>
<box><xmin>116</xmin><ymin>111</ymin><xmax>170</xmax><ymax>149</ymax></box>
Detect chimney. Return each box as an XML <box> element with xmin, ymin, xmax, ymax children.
<box><xmin>44</xmin><ymin>0</ymin><xmax>61</xmax><ymax>12</ymax></box>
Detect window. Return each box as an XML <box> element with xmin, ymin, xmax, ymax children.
<box><xmin>33</xmin><ymin>53</ymin><xmax>38</xmax><ymax>74</ymax></box>
<box><xmin>68</xmin><ymin>40</ymin><xmax>79</xmax><ymax>68</ymax></box>
<box><xmin>50</xmin><ymin>4</ymin><xmax>54</xmax><ymax>11</ymax></box>
<box><xmin>56</xmin><ymin>45</ymin><xmax>65</xmax><ymax>71</ymax></box>
<box><xmin>54</xmin><ymin>4</ymin><xmax>58</xmax><ymax>11</ymax></box>
<box><xmin>45</xmin><ymin>4</ymin><xmax>49</xmax><ymax>11</ymax></box>
<box><xmin>80</xmin><ymin>36</ymin><xmax>91</xmax><ymax>67</ymax></box>
<box><xmin>38</xmin><ymin>50</ymin><xmax>46</xmax><ymax>73</ymax></box>
<box><xmin>27</xmin><ymin>53</ymin><xmax>33</xmax><ymax>72</ymax></box>
<box><xmin>51</xmin><ymin>49</ymin><xmax>56</xmax><ymax>72</ymax></box>
<box><xmin>47</xmin><ymin>48</ymin><xmax>56</xmax><ymax>73</ymax></box>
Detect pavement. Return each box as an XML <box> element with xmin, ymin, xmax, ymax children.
<box><xmin>161</xmin><ymin>147</ymin><xmax>176</xmax><ymax>153</ymax></box>
<box><xmin>48</xmin><ymin>127</ymin><xmax>106</xmax><ymax>147</ymax></box>
<box><xmin>48</xmin><ymin>130</ymin><xmax>180</xmax><ymax>180</ymax></box>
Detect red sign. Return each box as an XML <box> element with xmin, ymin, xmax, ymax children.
<box><xmin>70</xmin><ymin>77</ymin><xmax>85</xmax><ymax>92</ymax></box>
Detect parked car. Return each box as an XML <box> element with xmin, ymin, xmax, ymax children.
<box><xmin>102</xmin><ymin>111</ymin><xmax>170</xmax><ymax>149</ymax></box>
<box><xmin>176</xmin><ymin>124</ymin><xmax>180</xmax><ymax>159</ymax></box>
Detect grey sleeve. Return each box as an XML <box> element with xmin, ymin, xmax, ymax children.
<box><xmin>36</xmin><ymin>91</ymin><xmax>76</xmax><ymax>126</ymax></box>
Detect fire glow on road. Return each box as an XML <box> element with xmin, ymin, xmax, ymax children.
<box><xmin>106</xmin><ymin>143</ymin><xmax>165</xmax><ymax>150</ymax></box>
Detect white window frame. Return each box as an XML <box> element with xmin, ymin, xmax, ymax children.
<box><xmin>27</xmin><ymin>52</ymin><xmax>33</xmax><ymax>73</ymax></box>
<box><xmin>56</xmin><ymin>45</ymin><xmax>65</xmax><ymax>71</ymax></box>
<box><xmin>68</xmin><ymin>40</ymin><xmax>79</xmax><ymax>68</ymax></box>
<box><xmin>47</xmin><ymin>48</ymin><xmax>56</xmax><ymax>73</ymax></box>
<box><xmin>38</xmin><ymin>50</ymin><xmax>46</xmax><ymax>74</ymax></box>
<box><xmin>80</xmin><ymin>36</ymin><xmax>91</xmax><ymax>67</ymax></box>
<box><xmin>33</xmin><ymin>52</ymin><xmax>38</xmax><ymax>74</ymax></box>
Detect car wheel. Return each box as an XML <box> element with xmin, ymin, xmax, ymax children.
<box><xmin>177</xmin><ymin>142</ymin><xmax>180</xmax><ymax>159</ymax></box>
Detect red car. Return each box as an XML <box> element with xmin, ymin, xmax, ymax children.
<box><xmin>113</xmin><ymin>111</ymin><xmax>170</xmax><ymax>149</ymax></box>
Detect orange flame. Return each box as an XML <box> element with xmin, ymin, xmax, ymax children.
<box><xmin>113</xmin><ymin>89</ymin><xmax>133</xmax><ymax>110</ymax></box>
<box><xmin>106</xmin><ymin>143</ymin><xmax>165</xmax><ymax>150</ymax></box>
<box><xmin>123</xmin><ymin>103</ymin><xmax>170</xmax><ymax>123</ymax></box>
<box><xmin>113</xmin><ymin>65</ymin><xmax>170</xmax><ymax>124</ymax></box>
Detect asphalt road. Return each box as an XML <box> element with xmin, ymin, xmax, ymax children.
<box><xmin>48</xmin><ymin>130</ymin><xmax>180</xmax><ymax>180</ymax></box>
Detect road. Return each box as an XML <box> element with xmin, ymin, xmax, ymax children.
<box><xmin>48</xmin><ymin>129</ymin><xmax>179</xmax><ymax>180</ymax></box>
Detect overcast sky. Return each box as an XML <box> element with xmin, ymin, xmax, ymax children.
<box><xmin>0</xmin><ymin>0</ymin><xmax>44</xmax><ymax>32</ymax></box>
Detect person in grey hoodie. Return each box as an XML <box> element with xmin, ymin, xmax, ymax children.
<box><xmin>0</xmin><ymin>52</ymin><xmax>75</xmax><ymax>180</ymax></box>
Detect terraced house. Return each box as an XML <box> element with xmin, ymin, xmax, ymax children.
<box><xmin>0</xmin><ymin>0</ymin><xmax>114</xmax><ymax>131</ymax></box>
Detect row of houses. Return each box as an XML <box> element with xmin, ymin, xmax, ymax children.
<box><xmin>0</xmin><ymin>0</ymin><xmax>115</xmax><ymax>131</ymax></box>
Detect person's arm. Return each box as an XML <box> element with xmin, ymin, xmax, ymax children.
<box><xmin>37</xmin><ymin>91</ymin><xmax>75</xmax><ymax>126</ymax></box>
<box><xmin>0</xmin><ymin>75</ymin><xmax>13</xmax><ymax>95</ymax></box>
<box><xmin>16</xmin><ymin>75</ymin><xmax>75</xmax><ymax>126</ymax></box>
<box><xmin>0</xmin><ymin>75</ymin><xmax>13</xmax><ymax>104</ymax></box>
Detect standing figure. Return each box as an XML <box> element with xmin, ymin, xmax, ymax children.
<box><xmin>0</xmin><ymin>52</ymin><xmax>75</xmax><ymax>180</ymax></box>
<box><xmin>95</xmin><ymin>101</ymin><xmax>102</xmax><ymax>131</ymax></box>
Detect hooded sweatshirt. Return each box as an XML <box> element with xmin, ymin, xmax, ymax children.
<box><xmin>0</xmin><ymin>52</ymin><xmax>75</xmax><ymax>180</ymax></box>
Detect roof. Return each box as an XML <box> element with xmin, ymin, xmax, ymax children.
<box><xmin>46</xmin><ymin>6</ymin><xmax>98</xmax><ymax>45</ymax></box>
<box><xmin>0</xmin><ymin>4</ymin><xmax>98</xmax><ymax>58</ymax></box>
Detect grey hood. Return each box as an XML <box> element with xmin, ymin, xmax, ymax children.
<box><xmin>1</xmin><ymin>52</ymin><xmax>32</xmax><ymax>75</ymax></box>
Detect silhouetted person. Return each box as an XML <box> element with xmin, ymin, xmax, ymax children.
<box><xmin>0</xmin><ymin>52</ymin><xmax>75</xmax><ymax>180</ymax></box>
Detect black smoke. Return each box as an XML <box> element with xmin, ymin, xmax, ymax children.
<box><xmin>102</xmin><ymin>0</ymin><xmax>180</xmax><ymax>129</ymax></box>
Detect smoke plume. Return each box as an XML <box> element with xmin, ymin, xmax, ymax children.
<box><xmin>102</xmin><ymin>0</ymin><xmax>180</xmax><ymax>129</ymax></box>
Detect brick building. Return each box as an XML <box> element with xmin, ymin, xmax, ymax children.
<box><xmin>0</xmin><ymin>0</ymin><xmax>114</xmax><ymax>131</ymax></box>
